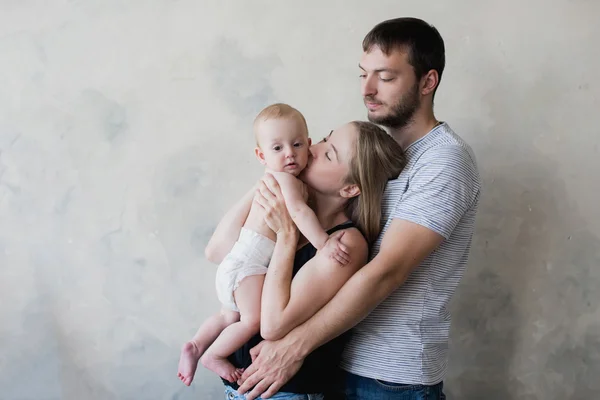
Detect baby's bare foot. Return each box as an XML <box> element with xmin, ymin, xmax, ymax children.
<box><xmin>201</xmin><ymin>353</ymin><xmax>239</xmax><ymax>383</ymax></box>
<box><xmin>177</xmin><ymin>342</ymin><xmax>202</xmax><ymax>386</ymax></box>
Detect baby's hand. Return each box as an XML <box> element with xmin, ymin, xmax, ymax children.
<box><xmin>321</xmin><ymin>231</ymin><xmax>350</xmax><ymax>266</ymax></box>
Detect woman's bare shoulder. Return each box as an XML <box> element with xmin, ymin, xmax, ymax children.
<box><xmin>338</xmin><ymin>226</ymin><xmax>368</xmax><ymax>258</ymax></box>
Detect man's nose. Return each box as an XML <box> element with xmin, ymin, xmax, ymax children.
<box><xmin>361</xmin><ymin>75</ymin><xmax>377</xmax><ymax>97</ymax></box>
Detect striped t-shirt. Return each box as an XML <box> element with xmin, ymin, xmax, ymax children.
<box><xmin>340</xmin><ymin>122</ymin><xmax>481</xmax><ymax>385</ymax></box>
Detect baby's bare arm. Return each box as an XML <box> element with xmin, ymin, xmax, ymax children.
<box><xmin>271</xmin><ymin>172</ymin><xmax>328</xmax><ymax>250</ymax></box>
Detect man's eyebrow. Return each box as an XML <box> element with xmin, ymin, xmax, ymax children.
<box><xmin>358</xmin><ymin>63</ymin><xmax>397</xmax><ymax>73</ymax></box>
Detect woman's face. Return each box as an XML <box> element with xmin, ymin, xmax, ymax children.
<box><xmin>299</xmin><ymin>122</ymin><xmax>358</xmax><ymax>195</ymax></box>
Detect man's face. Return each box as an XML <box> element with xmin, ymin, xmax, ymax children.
<box><xmin>359</xmin><ymin>46</ymin><xmax>421</xmax><ymax>130</ymax></box>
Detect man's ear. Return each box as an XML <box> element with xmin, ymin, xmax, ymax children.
<box><xmin>340</xmin><ymin>183</ymin><xmax>360</xmax><ymax>199</ymax></box>
<box><xmin>255</xmin><ymin>147</ymin><xmax>266</xmax><ymax>165</ymax></box>
<box><xmin>421</xmin><ymin>69</ymin><xmax>439</xmax><ymax>96</ymax></box>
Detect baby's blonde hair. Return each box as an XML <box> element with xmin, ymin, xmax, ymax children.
<box><xmin>253</xmin><ymin>103</ymin><xmax>309</xmax><ymax>146</ymax></box>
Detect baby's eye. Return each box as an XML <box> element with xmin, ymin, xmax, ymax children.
<box><xmin>294</xmin><ymin>143</ymin><xmax>303</xmax><ymax>147</ymax></box>
<box><xmin>273</xmin><ymin>145</ymin><xmax>281</xmax><ymax>151</ymax></box>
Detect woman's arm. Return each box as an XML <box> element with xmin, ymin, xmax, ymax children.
<box><xmin>204</xmin><ymin>183</ymin><xmax>257</xmax><ymax>264</ymax></box>
<box><xmin>261</xmin><ymin>228</ymin><xmax>367</xmax><ymax>340</ymax></box>
<box><xmin>253</xmin><ymin>174</ymin><xmax>367</xmax><ymax>341</ymax></box>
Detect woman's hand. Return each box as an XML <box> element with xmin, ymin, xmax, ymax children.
<box><xmin>254</xmin><ymin>173</ymin><xmax>296</xmax><ymax>237</ymax></box>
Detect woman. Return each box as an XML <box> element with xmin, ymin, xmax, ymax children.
<box><xmin>205</xmin><ymin>121</ymin><xmax>406</xmax><ymax>399</ymax></box>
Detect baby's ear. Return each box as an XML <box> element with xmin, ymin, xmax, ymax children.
<box><xmin>255</xmin><ymin>147</ymin><xmax>266</xmax><ymax>165</ymax></box>
<box><xmin>307</xmin><ymin>137</ymin><xmax>312</xmax><ymax>146</ymax></box>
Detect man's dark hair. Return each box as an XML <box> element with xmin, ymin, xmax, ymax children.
<box><xmin>363</xmin><ymin>17</ymin><xmax>446</xmax><ymax>98</ymax></box>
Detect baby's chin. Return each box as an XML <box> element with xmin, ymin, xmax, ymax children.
<box><xmin>280</xmin><ymin>163</ymin><xmax>307</xmax><ymax>176</ymax></box>
<box><xmin>292</xmin><ymin>166</ymin><xmax>307</xmax><ymax>177</ymax></box>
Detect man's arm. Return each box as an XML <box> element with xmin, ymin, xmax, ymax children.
<box><xmin>288</xmin><ymin>219</ymin><xmax>443</xmax><ymax>350</ymax></box>
<box><xmin>237</xmin><ymin>219</ymin><xmax>443</xmax><ymax>399</ymax></box>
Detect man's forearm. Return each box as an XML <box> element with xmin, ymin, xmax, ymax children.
<box><xmin>290</xmin><ymin>257</ymin><xmax>406</xmax><ymax>356</ymax></box>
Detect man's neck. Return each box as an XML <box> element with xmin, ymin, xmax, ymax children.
<box><xmin>389</xmin><ymin>107</ymin><xmax>440</xmax><ymax>149</ymax></box>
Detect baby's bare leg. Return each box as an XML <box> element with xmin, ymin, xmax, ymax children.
<box><xmin>177</xmin><ymin>308</ymin><xmax>239</xmax><ymax>386</ymax></box>
<box><xmin>201</xmin><ymin>274</ymin><xmax>264</xmax><ymax>382</ymax></box>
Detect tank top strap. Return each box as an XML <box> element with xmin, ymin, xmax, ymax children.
<box><xmin>326</xmin><ymin>220</ymin><xmax>355</xmax><ymax>235</ymax></box>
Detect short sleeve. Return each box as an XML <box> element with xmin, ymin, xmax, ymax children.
<box><xmin>392</xmin><ymin>145</ymin><xmax>479</xmax><ymax>239</ymax></box>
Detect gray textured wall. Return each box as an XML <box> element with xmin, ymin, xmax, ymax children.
<box><xmin>1</xmin><ymin>1</ymin><xmax>598</xmax><ymax>399</ymax></box>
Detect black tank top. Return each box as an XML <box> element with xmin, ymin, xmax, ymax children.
<box><xmin>224</xmin><ymin>221</ymin><xmax>356</xmax><ymax>394</ymax></box>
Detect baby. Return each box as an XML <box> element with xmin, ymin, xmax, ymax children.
<box><xmin>177</xmin><ymin>103</ymin><xmax>337</xmax><ymax>385</ymax></box>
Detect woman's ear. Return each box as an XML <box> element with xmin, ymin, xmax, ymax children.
<box><xmin>255</xmin><ymin>147</ymin><xmax>267</xmax><ymax>165</ymax></box>
<box><xmin>340</xmin><ymin>183</ymin><xmax>360</xmax><ymax>199</ymax></box>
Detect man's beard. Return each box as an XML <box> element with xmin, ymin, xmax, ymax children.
<box><xmin>366</xmin><ymin>82</ymin><xmax>420</xmax><ymax>130</ymax></box>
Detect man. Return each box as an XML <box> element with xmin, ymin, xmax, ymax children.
<box><xmin>238</xmin><ymin>17</ymin><xmax>481</xmax><ymax>400</ymax></box>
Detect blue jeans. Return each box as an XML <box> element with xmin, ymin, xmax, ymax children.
<box><xmin>224</xmin><ymin>385</ymin><xmax>324</xmax><ymax>400</ymax></box>
<box><xmin>340</xmin><ymin>372</ymin><xmax>446</xmax><ymax>400</ymax></box>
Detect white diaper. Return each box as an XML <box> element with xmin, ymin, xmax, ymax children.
<box><xmin>215</xmin><ymin>227</ymin><xmax>276</xmax><ymax>312</ymax></box>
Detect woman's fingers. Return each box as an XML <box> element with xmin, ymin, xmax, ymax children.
<box><xmin>253</xmin><ymin>189</ymin><xmax>268</xmax><ymax>209</ymax></box>
<box><xmin>262</xmin><ymin>173</ymin><xmax>281</xmax><ymax>196</ymax></box>
<box><xmin>258</xmin><ymin>181</ymin><xmax>277</xmax><ymax>206</ymax></box>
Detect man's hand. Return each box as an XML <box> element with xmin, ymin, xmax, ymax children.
<box><xmin>237</xmin><ymin>337</ymin><xmax>306</xmax><ymax>400</ymax></box>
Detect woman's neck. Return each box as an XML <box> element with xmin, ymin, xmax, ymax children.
<box><xmin>310</xmin><ymin>191</ymin><xmax>349</xmax><ymax>231</ymax></box>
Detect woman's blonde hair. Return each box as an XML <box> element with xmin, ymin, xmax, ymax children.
<box><xmin>344</xmin><ymin>121</ymin><xmax>407</xmax><ymax>244</ymax></box>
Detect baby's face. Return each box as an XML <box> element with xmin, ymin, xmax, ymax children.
<box><xmin>255</xmin><ymin>118</ymin><xmax>310</xmax><ymax>176</ymax></box>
